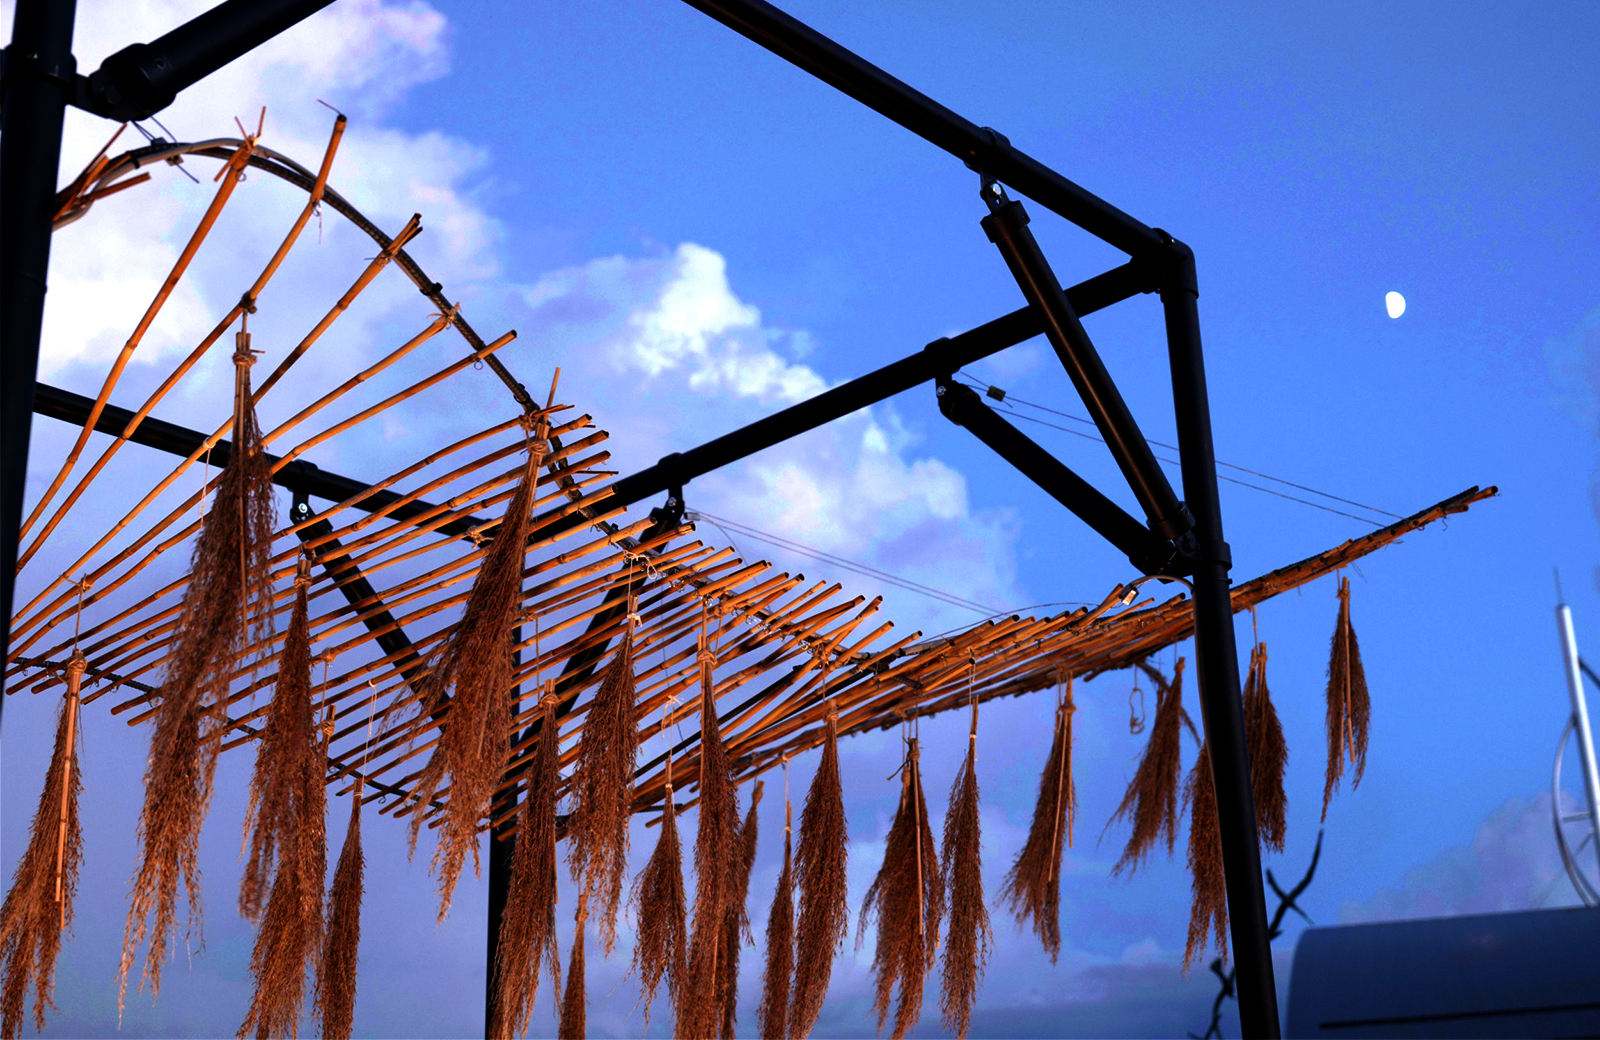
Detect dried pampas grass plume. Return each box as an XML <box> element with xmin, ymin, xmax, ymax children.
<box><xmin>1109</xmin><ymin>659</ymin><xmax>1188</xmax><ymax>875</ymax></box>
<box><xmin>1244</xmin><ymin>642</ymin><xmax>1288</xmax><ymax>852</ymax></box>
<box><xmin>120</xmin><ymin>329</ymin><xmax>277</xmax><ymax>1014</ymax></box>
<box><xmin>940</xmin><ymin>701</ymin><xmax>991</xmax><ymax>1039</ymax></box>
<box><xmin>674</xmin><ymin>634</ymin><xmax>740</xmax><ymax>1040</ymax></box>
<box><xmin>567</xmin><ymin>625</ymin><xmax>639</xmax><ymax>954</ymax></box>
<box><xmin>789</xmin><ymin>710</ymin><xmax>849</xmax><ymax>1039</ymax></box>
<box><xmin>717</xmin><ymin>780</ymin><xmax>763</xmax><ymax>1038</ymax></box>
<box><xmin>858</xmin><ymin>736</ymin><xmax>943</xmax><ymax>1039</ymax></box>
<box><xmin>491</xmin><ymin>694</ymin><xmax>563</xmax><ymax>1039</ymax></box>
<box><xmin>408</xmin><ymin>433</ymin><xmax>545</xmax><ymax>921</ymax></box>
<box><xmin>237</xmin><ymin>565</ymin><xmax>328</xmax><ymax>1039</ymax></box>
<box><xmin>1000</xmin><ymin>684</ymin><xmax>1074</xmax><ymax>962</ymax></box>
<box><xmin>1183</xmin><ymin>744</ymin><xmax>1227</xmax><ymax>971</ymax></box>
<box><xmin>315</xmin><ymin>786</ymin><xmax>364</xmax><ymax>1040</ymax></box>
<box><xmin>559</xmin><ymin>893</ymin><xmax>589</xmax><ymax>1040</ymax></box>
<box><xmin>629</xmin><ymin>767</ymin><xmax>686</xmax><ymax>1024</ymax></box>
<box><xmin>757</xmin><ymin>794</ymin><xmax>795</xmax><ymax>1040</ymax></box>
<box><xmin>0</xmin><ymin>654</ymin><xmax>85</xmax><ymax>1038</ymax></box>
<box><xmin>1322</xmin><ymin>576</ymin><xmax>1370</xmax><ymax>821</ymax></box>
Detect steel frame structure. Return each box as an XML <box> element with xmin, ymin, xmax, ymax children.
<box><xmin>0</xmin><ymin>0</ymin><xmax>1281</xmax><ymax>1033</ymax></box>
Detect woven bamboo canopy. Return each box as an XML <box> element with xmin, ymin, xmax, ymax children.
<box><xmin>2</xmin><ymin>122</ymin><xmax>1495</xmax><ymax>1038</ymax></box>
<box><xmin>5</xmin><ymin>122</ymin><xmax>1499</xmax><ymax>851</ymax></box>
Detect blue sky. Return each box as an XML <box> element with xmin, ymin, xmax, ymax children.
<box><xmin>5</xmin><ymin>0</ymin><xmax>1600</xmax><ymax>1037</ymax></box>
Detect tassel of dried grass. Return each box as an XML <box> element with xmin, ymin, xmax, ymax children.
<box><xmin>237</xmin><ymin>565</ymin><xmax>328</xmax><ymax>1039</ymax></box>
<box><xmin>1109</xmin><ymin>659</ymin><xmax>1187</xmax><ymax>875</ymax></box>
<box><xmin>857</xmin><ymin>737</ymin><xmax>943</xmax><ymax>1039</ymax></box>
<box><xmin>999</xmin><ymin>691</ymin><xmax>1074</xmax><ymax>962</ymax></box>
<box><xmin>1322</xmin><ymin>576</ymin><xmax>1370</xmax><ymax>822</ymax></box>
<box><xmin>716</xmin><ymin>780</ymin><xmax>764</xmax><ymax>1038</ymax></box>
<box><xmin>1182</xmin><ymin>743</ymin><xmax>1228</xmax><ymax>971</ymax></box>
<box><xmin>120</xmin><ymin>333</ymin><xmax>277</xmax><ymax>1015</ymax></box>
<box><xmin>491</xmin><ymin>696</ymin><xmax>564</xmax><ymax>1039</ymax></box>
<box><xmin>756</xmin><ymin>799</ymin><xmax>795</xmax><ymax>1040</ymax></box>
<box><xmin>674</xmin><ymin>642</ymin><xmax>740</xmax><ymax>1040</ymax></box>
<box><xmin>558</xmin><ymin>893</ymin><xmax>588</xmax><ymax>1040</ymax></box>
<box><xmin>0</xmin><ymin>655</ymin><xmax>85</xmax><ymax>1038</ymax></box>
<box><xmin>939</xmin><ymin>711</ymin><xmax>990</xmax><ymax>1039</ymax></box>
<box><xmin>315</xmin><ymin>787</ymin><xmax>364</xmax><ymax>1040</ymax></box>
<box><xmin>1244</xmin><ymin>643</ymin><xmax>1288</xmax><ymax>852</ymax></box>
<box><xmin>789</xmin><ymin>710</ymin><xmax>848</xmax><ymax>1040</ymax></box>
<box><xmin>408</xmin><ymin>439</ymin><xmax>543</xmax><ymax>921</ymax></box>
<box><xmin>567</xmin><ymin>628</ymin><xmax>639</xmax><ymax>954</ymax></box>
<box><xmin>629</xmin><ymin>754</ymin><xmax>686</xmax><ymax>1024</ymax></box>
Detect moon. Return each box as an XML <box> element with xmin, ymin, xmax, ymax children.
<box><xmin>1385</xmin><ymin>291</ymin><xmax>1406</xmax><ymax>319</ymax></box>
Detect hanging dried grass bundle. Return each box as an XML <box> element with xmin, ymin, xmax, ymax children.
<box><xmin>999</xmin><ymin>685</ymin><xmax>1074</xmax><ymax>962</ymax></box>
<box><xmin>315</xmin><ymin>786</ymin><xmax>364</xmax><ymax>1040</ymax></box>
<box><xmin>674</xmin><ymin>636</ymin><xmax>740</xmax><ymax>1040</ymax></box>
<box><xmin>237</xmin><ymin>562</ymin><xmax>328</xmax><ymax>1039</ymax></box>
<box><xmin>1322</xmin><ymin>576</ymin><xmax>1371</xmax><ymax>821</ymax></box>
<box><xmin>0</xmin><ymin>653</ymin><xmax>85</xmax><ymax>1038</ymax></box>
<box><xmin>789</xmin><ymin>710</ymin><xmax>849</xmax><ymax>1040</ymax></box>
<box><xmin>716</xmin><ymin>780</ymin><xmax>764</xmax><ymax>1038</ymax></box>
<box><xmin>629</xmin><ymin>751</ymin><xmax>686</xmax><ymax>1024</ymax></box>
<box><xmin>120</xmin><ymin>328</ymin><xmax>277</xmax><ymax>1014</ymax></box>
<box><xmin>567</xmin><ymin>626</ymin><xmax>639</xmax><ymax>954</ymax></box>
<box><xmin>558</xmin><ymin>893</ymin><xmax>589</xmax><ymax>1040</ymax></box>
<box><xmin>408</xmin><ymin>434</ymin><xmax>545</xmax><ymax>921</ymax></box>
<box><xmin>1182</xmin><ymin>743</ymin><xmax>1227</xmax><ymax>971</ymax></box>
<box><xmin>940</xmin><ymin>700</ymin><xmax>990</xmax><ymax>1040</ymax></box>
<box><xmin>491</xmin><ymin>694</ymin><xmax>564</xmax><ymax>1040</ymax></box>
<box><xmin>858</xmin><ymin>736</ymin><xmax>943</xmax><ymax>1040</ymax></box>
<box><xmin>1243</xmin><ymin>643</ymin><xmax>1288</xmax><ymax>852</ymax></box>
<box><xmin>756</xmin><ymin>797</ymin><xmax>795</xmax><ymax>1040</ymax></box>
<box><xmin>1109</xmin><ymin>659</ymin><xmax>1187</xmax><ymax>875</ymax></box>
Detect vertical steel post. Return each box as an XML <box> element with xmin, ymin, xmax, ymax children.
<box><xmin>1</xmin><ymin>0</ymin><xmax>78</xmax><ymax>706</ymax></box>
<box><xmin>1158</xmin><ymin>236</ymin><xmax>1280</xmax><ymax>1038</ymax></box>
<box><xmin>1556</xmin><ymin>605</ymin><xmax>1600</xmax><ymax>859</ymax></box>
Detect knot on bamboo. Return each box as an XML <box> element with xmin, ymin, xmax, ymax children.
<box><xmin>292</xmin><ymin>572</ymin><xmax>314</xmax><ymax>590</ymax></box>
<box><xmin>232</xmin><ymin>346</ymin><xmax>258</xmax><ymax>369</ymax></box>
<box><xmin>625</xmin><ymin>612</ymin><xmax>642</xmax><ymax>628</ymax></box>
<box><xmin>67</xmin><ymin>650</ymin><xmax>88</xmax><ymax>676</ymax></box>
<box><xmin>697</xmin><ymin>648</ymin><xmax>717</xmax><ymax>669</ymax></box>
<box><xmin>238</xmin><ymin>291</ymin><xmax>258</xmax><ymax>315</ymax></box>
<box><xmin>70</xmin><ymin>574</ymin><xmax>93</xmax><ymax>595</ymax></box>
<box><xmin>541</xmin><ymin>693</ymin><xmax>560</xmax><ymax>713</ymax></box>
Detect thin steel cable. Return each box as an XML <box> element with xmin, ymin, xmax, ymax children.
<box><xmin>955</xmin><ymin>372</ymin><xmax>1401</xmax><ymax>522</ymax></box>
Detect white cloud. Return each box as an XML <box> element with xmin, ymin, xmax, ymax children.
<box><xmin>516</xmin><ymin>242</ymin><xmax>1027</xmax><ymax>633</ymax></box>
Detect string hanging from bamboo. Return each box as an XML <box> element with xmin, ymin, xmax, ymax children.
<box><xmin>559</xmin><ymin>892</ymin><xmax>589</xmax><ymax>1040</ymax></box>
<box><xmin>119</xmin><ymin>312</ymin><xmax>278</xmax><ymax>1016</ymax></box>
<box><xmin>1108</xmin><ymin>658</ymin><xmax>1188</xmax><ymax>875</ymax></box>
<box><xmin>674</xmin><ymin>609</ymin><xmax>741</xmax><ymax>1040</ymax></box>
<box><xmin>858</xmin><ymin>724</ymin><xmax>944</xmax><ymax>1040</ymax></box>
<box><xmin>406</xmin><ymin>411</ymin><xmax>549</xmax><ymax>921</ymax></box>
<box><xmin>1322</xmin><ymin>574</ymin><xmax>1370</xmax><ymax>821</ymax></box>
<box><xmin>940</xmin><ymin>661</ymin><xmax>991</xmax><ymax>1040</ymax></box>
<box><xmin>757</xmin><ymin>760</ymin><xmax>795</xmax><ymax>1040</ymax></box>
<box><xmin>1000</xmin><ymin>670</ymin><xmax>1075</xmax><ymax>962</ymax></box>
<box><xmin>1243</xmin><ymin>620</ymin><xmax>1288</xmax><ymax>852</ymax></box>
<box><xmin>788</xmin><ymin>674</ymin><xmax>849</xmax><ymax>1040</ymax></box>
<box><xmin>491</xmin><ymin>689</ymin><xmax>564</xmax><ymax>1040</ymax></box>
<box><xmin>1182</xmin><ymin>739</ymin><xmax>1227</xmax><ymax>972</ymax></box>
<box><xmin>237</xmin><ymin>555</ymin><xmax>328</xmax><ymax>1039</ymax></box>
<box><xmin>567</xmin><ymin>560</ymin><xmax>641</xmax><ymax>954</ymax></box>
<box><xmin>629</xmin><ymin>699</ymin><xmax>686</xmax><ymax>1025</ymax></box>
<box><xmin>717</xmin><ymin>779</ymin><xmax>763</xmax><ymax>1039</ymax></box>
<box><xmin>0</xmin><ymin>648</ymin><xmax>86</xmax><ymax>1039</ymax></box>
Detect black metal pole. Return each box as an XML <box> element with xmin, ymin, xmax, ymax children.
<box><xmin>981</xmin><ymin>194</ymin><xmax>1191</xmax><ymax>540</ymax></box>
<box><xmin>1</xmin><ymin>0</ymin><xmax>79</xmax><ymax>707</ymax></box>
<box><xmin>532</xmin><ymin>260</ymin><xmax>1151</xmax><ymax>545</ymax></box>
<box><xmin>934</xmin><ymin>379</ymin><xmax>1177</xmax><ymax>574</ymax></box>
<box><xmin>79</xmin><ymin>0</ymin><xmax>336</xmax><ymax>120</ymax></box>
<box><xmin>679</xmin><ymin>0</ymin><xmax>1164</xmax><ymax>257</ymax></box>
<box><xmin>1158</xmin><ymin>236</ymin><xmax>1280</xmax><ymax>1038</ymax></box>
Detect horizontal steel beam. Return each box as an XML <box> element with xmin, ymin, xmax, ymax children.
<box><xmin>680</xmin><ymin>0</ymin><xmax>1165</xmax><ymax>258</ymax></box>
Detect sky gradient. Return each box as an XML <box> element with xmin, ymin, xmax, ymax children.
<box><xmin>4</xmin><ymin>1</ymin><xmax>1600</xmax><ymax>1037</ymax></box>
